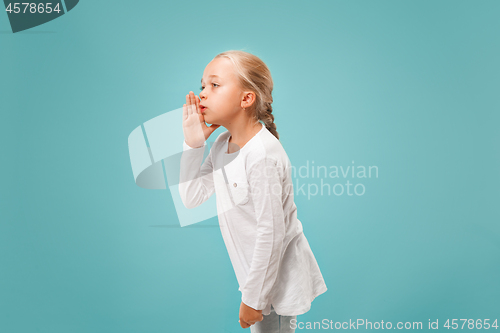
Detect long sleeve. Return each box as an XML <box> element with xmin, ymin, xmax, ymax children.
<box><xmin>241</xmin><ymin>157</ymin><xmax>286</xmax><ymax>310</ymax></box>
<box><xmin>179</xmin><ymin>140</ymin><xmax>215</xmax><ymax>209</ymax></box>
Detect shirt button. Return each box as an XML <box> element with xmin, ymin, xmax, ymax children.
<box><xmin>233</xmin><ymin>183</ymin><xmax>237</xmax><ymax>187</ymax></box>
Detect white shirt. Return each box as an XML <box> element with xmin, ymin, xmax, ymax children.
<box><xmin>179</xmin><ymin>122</ymin><xmax>327</xmax><ymax>316</ymax></box>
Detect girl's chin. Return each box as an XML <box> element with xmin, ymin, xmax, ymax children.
<box><xmin>204</xmin><ymin>115</ymin><xmax>218</xmax><ymax>124</ymax></box>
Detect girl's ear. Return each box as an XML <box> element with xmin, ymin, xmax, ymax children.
<box><xmin>241</xmin><ymin>91</ymin><xmax>256</xmax><ymax>109</ymax></box>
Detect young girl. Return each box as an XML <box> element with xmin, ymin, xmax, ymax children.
<box><xmin>179</xmin><ymin>50</ymin><xmax>327</xmax><ymax>333</ymax></box>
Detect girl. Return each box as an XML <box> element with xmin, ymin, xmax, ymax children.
<box><xmin>179</xmin><ymin>50</ymin><xmax>327</xmax><ymax>333</ymax></box>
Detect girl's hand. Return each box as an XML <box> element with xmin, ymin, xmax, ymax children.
<box><xmin>182</xmin><ymin>91</ymin><xmax>220</xmax><ymax>148</ymax></box>
<box><xmin>238</xmin><ymin>301</ymin><xmax>263</xmax><ymax>328</ymax></box>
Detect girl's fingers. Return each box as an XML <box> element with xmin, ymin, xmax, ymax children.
<box><xmin>188</xmin><ymin>93</ymin><xmax>196</xmax><ymax>116</ymax></box>
<box><xmin>188</xmin><ymin>92</ymin><xmax>194</xmax><ymax>115</ymax></box>
<box><xmin>195</xmin><ymin>94</ymin><xmax>200</xmax><ymax>114</ymax></box>
<box><xmin>189</xmin><ymin>91</ymin><xmax>195</xmax><ymax>106</ymax></box>
<box><xmin>185</xmin><ymin>94</ymin><xmax>191</xmax><ymax>116</ymax></box>
<box><xmin>185</xmin><ymin>92</ymin><xmax>201</xmax><ymax>117</ymax></box>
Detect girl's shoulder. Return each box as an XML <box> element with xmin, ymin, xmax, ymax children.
<box><xmin>245</xmin><ymin>128</ymin><xmax>290</xmax><ymax>169</ymax></box>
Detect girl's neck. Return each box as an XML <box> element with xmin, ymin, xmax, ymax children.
<box><xmin>227</xmin><ymin>121</ymin><xmax>262</xmax><ymax>151</ymax></box>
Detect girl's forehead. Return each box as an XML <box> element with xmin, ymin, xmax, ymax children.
<box><xmin>202</xmin><ymin>58</ymin><xmax>236</xmax><ymax>80</ymax></box>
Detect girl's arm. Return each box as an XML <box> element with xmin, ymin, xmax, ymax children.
<box><xmin>179</xmin><ymin>91</ymin><xmax>219</xmax><ymax>209</ymax></box>
<box><xmin>240</xmin><ymin>157</ymin><xmax>286</xmax><ymax>310</ymax></box>
<box><xmin>179</xmin><ymin>140</ymin><xmax>215</xmax><ymax>209</ymax></box>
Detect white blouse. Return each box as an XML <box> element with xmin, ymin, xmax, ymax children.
<box><xmin>179</xmin><ymin>122</ymin><xmax>327</xmax><ymax>316</ymax></box>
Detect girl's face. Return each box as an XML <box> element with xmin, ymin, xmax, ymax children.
<box><xmin>199</xmin><ymin>57</ymin><xmax>245</xmax><ymax>126</ymax></box>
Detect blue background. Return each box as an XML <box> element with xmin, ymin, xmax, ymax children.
<box><xmin>1</xmin><ymin>1</ymin><xmax>499</xmax><ymax>332</ymax></box>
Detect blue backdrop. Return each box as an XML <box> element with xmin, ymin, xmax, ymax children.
<box><xmin>1</xmin><ymin>1</ymin><xmax>499</xmax><ymax>332</ymax></box>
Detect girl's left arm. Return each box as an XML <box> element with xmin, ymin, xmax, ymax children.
<box><xmin>240</xmin><ymin>157</ymin><xmax>285</xmax><ymax>311</ymax></box>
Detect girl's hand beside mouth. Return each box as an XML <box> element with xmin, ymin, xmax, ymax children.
<box><xmin>182</xmin><ymin>91</ymin><xmax>220</xmax><ymax>148</ymax></box>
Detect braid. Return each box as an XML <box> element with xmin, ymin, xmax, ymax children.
<box><xmin>262</xmin><ymin>101</ymin><xmax>279</xmax><ymax>140</ymax></box>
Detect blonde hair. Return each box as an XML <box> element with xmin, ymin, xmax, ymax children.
<box><xmin>214</xmin><ymin>50</ymin><xmax>279</xmax><ymax>140</ymax></box>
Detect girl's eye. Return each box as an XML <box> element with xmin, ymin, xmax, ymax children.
<box><xmin>200</xmin><ymin>83</ymin><xmax>219</xmax><ymax>91</ymax></box>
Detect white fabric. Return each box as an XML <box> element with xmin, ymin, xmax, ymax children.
<box><xmin>179</xmin><ymin>123</ymin><xmax>327</xmax><ymax>316</ymax></box>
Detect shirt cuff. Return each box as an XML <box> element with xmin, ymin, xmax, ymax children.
<box><xmin>241</xmin><ymin>294</ymin><xmax>267</xmax><ymax>311</ymax></box>
<box><xmin>183</xmin><ymin>140</ymin><xmax>206</xmax><ymax>151</ymax></box>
